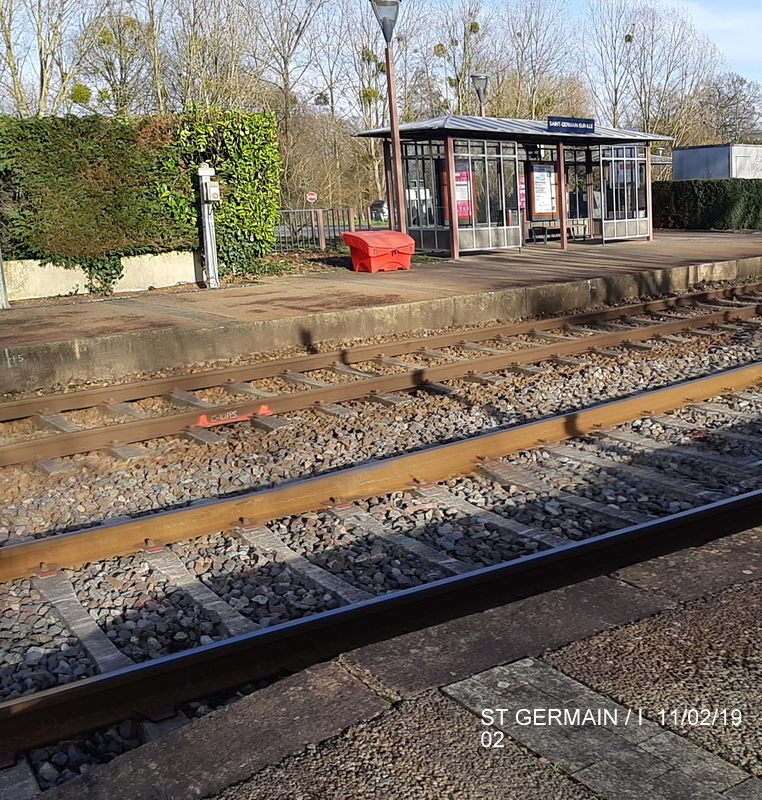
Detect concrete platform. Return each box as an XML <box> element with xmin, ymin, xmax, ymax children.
<box><xmin>3</xmin><ymin>231</ymin><xmax>762</xmax><ymax>393</ymax></box>
<box><xmin>33</xmin><ymin>527</ymin><xmax>762</xmax><ymax>800</ymax></box>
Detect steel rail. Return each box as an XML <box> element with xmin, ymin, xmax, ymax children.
<box><xmin>1</xmin><ymin>282</ymin><xmax>760</xmax><ymax>423</ymax></box>
<box><xmin>3</xmin><ymin>487</ymin><xmax>762</xmax><ymax>761</ymax></box>
<box><xmin>3</xmin><ymin>360</ymin><xmax>762</xmax><ymax>583</ymax></box>
<box><xmin>0</xmin><ymin>303</ymin><xmax>759</xmax><ymax>467</ymax></box>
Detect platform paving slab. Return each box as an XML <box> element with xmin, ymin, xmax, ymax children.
<box><xmin>613</xmin><ymin>527</ymin><xmax>762</xmax><ymax>601</ymax></box>
<box><xmin>445</xmin><ymin>659</ymin><xmax>753</xmax><ymax>800</ymax></box>
<box><xmin>42</xmin><ymin>662</ymin><xmax>389</xmax><ymax>800</ymax></box>
<box><xmin>640</xmin><ymin>731</ymin><xmax>752</xmax><ymax>792</ymax></box>
<box><xmin>0</xmin><ymin>758</ymin><xmax>38</xmax><ymax>800</ymax></box>
<box><xmin>545</xmin><ymin>578</ymin><xmax>762</xmax><ymax>781</ymax></box>
<box><xmin>724</xmin><ymin>778</ymin><xmax>762</xmax><ymax>800</ymax></box>
<box><xmin>343</xmin><ymin>575</ymin><xmax>669</xmax><ymax>697</ymax></box>
<box><xmin>209</xmin><ymin>690</ymin><xmax>597</xmax><ymax>800</ymax></box>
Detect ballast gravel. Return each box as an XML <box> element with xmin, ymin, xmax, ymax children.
<box><xmin>514</xmin><ymin>451</ymin><xmax>698</xmax><ymax>515</ymax></box>
<box><xmin>65</xmin><ymin>557</ymin><xmax>227</xmax><ymax>661</ymax></box>
<box><xmin>561</xmin><ymin>435</ymin><xmax>762</xmax><ymax>494</ymax></box>
<box><xmin>29</xmin><ymin>720</ymin><xmax>142</xmax><ymax>790</ymax></box>
<box><xmin>170</xmin><ymin>533</ymin><xmax>344</xmax><ymax>626</ymax></box>
<box><xmin>0</xmin><ymin>580</ymin><xmax>97</xmax><ymax>702</ymax></box>
<box><xmin>271</xmin><ymin>514</ymin><xmax>449</xmax><ymax>594</ymax></box>
<box><xmin>355</xmin><ymin>485</ymin><xmax>537</xmax><ymax>565</ymax></box>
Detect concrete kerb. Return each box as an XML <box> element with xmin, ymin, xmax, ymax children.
<box><xmin>3</xmin><ymin>257</ymin><xmax>762</xmax><ymax>394</ymax></box>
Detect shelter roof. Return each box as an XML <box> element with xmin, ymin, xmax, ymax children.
<box><xmin>357</xmin><ymin>115</ymin><xmax>672</xmax><ymax>145</ymax></box>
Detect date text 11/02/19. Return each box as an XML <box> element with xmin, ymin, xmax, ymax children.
<box><xmin>660</xmin><ymin>709</ymin><xmax>743</xmax><ymax>727</ymax></box>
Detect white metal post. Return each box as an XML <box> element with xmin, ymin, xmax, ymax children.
<box><xmin>0</xmin><ymin>247</ymin><xmax>9</xmax><ymax>309</ymax></box>
<box><xmin>198</xmin><ymin>163</ymin><xmax>221</xmax><ymax>289</ymax></box>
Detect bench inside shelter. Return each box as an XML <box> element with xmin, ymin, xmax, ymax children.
<box><xmin>528</xmin><ymin>220</ymin><xmax>588</xmax><ymax>244</ymax></box>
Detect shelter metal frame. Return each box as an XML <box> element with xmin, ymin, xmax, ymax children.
<box><xmin>358</xmin><ymin>116</ymin><xmax>670</xmax><ymax>258</ymax></box>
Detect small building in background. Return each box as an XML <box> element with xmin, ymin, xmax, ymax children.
<box><xmin>673</xmin><ymin>144</ymin><xmax>762</xmax><ymax>180</ymax></box>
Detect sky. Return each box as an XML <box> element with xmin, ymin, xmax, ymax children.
<box><xmin>682</xmin><ymin>0</ymin><xmax>762</xmax><ymax>83</ymax></box>
<box><xmin>565</xmin><ymin>0</ymin><xmax>762</xmax><ymax>84</ymax></box>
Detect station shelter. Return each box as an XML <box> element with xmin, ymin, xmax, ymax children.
<box><xmin>357</xmin><ymin>115</ymin><xmax>671</xmax><ymax>257</ymax></box>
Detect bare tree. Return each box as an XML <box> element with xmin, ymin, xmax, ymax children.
<box><xmin>625</xmin><ymin>1</ymin><xmax>722</xmax><ymax>145</ymax></box>
<box><xmin>0</xmin><ymin>0</ymin><xmax>105</xmax><ymax>116</ymax></box>
<box><xmin>431</xmin><ymin>0</ymin><xmax>490</xmax><ymax>114</ymax></box>
<box><xmin>76</xmin><ymin>5</ymin><xmax>153</xmax><ymax>115</ymax></box>
<box><xmin>392</xmin><ymin>4</ymin><xmax>447</xmax><ymax>120</ymax></box>
<box><xmin>581</xmin><ymin>0</ymin><xmax>636</xmax><ymax>127</ymax></box>
<box><xmin>340</xmin><ymin>1</ymin><xmax>393</xmax><ymax>201</ymax></box>
<box><xmin>0</xmin><ymin>0</ymin><xmax>31</xmax><ymax>115</ymax></box>
<box><xmin>693</xmin><ymin>72</ymin><xmax>762</xmax><ymax>144</ymax></box>
<box><xmin>162</xmin><ymin>0</ymin><xmax>263</xmax><ymax>111</ymax></box>
<box><xmin>136</xmin><ymin>0</ymin><xmax>169</xmax><ymax>113</ymax></box>
<box><xmin>303</xmin><ymin>0</ymin><xmax>352</xmax><ymax>205</ymax></box>
<box><xmin>495</xmin><ymin>0</ymin><xmax>572</xmax><ymax>119</ymax></box>
<box><xmin>256</xmin><ymin>0</ymin><xmax>329</xmax><ymax>133</ymax></box>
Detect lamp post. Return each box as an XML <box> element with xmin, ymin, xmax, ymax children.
<box><xmin>370</xmin><ymin>0</ymin><xmax>406</xmax><ymax>234</ymax></box>
<box><xmin>471</xmin><ymin>73</ymin><xmax>488</xmax><ymax>118</ymax></box>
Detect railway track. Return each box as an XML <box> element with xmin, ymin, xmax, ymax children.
<box><xmin>4</xmin><ymin>362</ymin><xmax>762</xmax><ymax>782</ymax></box>
<box><xmin>3</xmin><ymin>283</ymin><xmax>762</xmax><ymax>469</ymax></box>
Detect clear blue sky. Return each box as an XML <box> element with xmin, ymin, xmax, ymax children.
<box><xmin>681</xmin><ymin>0</ymin><xmax>762</xmax><ymax>83</ymax></box>
<box><xmin>567</xmin><ymin>0</ymin><xmax>762</xmax><ymax>84</ymax></box>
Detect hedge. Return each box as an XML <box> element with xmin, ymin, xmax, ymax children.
<box><xmin>0</xmin><ymin>109</ymin><xmax>281</xmax><ymax>293</ymax></box>
<box><xmin>653</xmin><ymin>179</ymin><xmax>762</xmax><ymax>230</ymax></box>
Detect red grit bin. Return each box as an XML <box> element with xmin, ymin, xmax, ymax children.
<box><xmin>342</xmin><ymin>230</ymin><xmax>415</xmax><ymax>272</ymax></box>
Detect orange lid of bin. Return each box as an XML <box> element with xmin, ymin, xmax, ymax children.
<box><xmin>342</xmin><ymin>230</ymin><xmax>415</xmax><ymax>254</ymax></box>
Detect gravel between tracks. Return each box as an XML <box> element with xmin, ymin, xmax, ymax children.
<box><xmin>2</xmin><ymin>328</ymin><xmax>762</xmax><ymax>544</ymax></box>
<box><xmin>65</xmin><ymin>557</ymin><xmax>228</xmax><ymax>661</ymax></box>
<box><xmin>170</xmin><ymin>533</ymin><xmax>344</xmax><ymax>625</ymax></box>
<box><xmin>513</xmin><ymin>450</ymin><xmax>699</xmax><ymax>515</ymax></box>
<box><xmin>272</xmin><ymin>514</ymin><xmax>449</xmax><ymax>594</ymax></box>
<box><xmin>566</xmin><ymin>433</ymin><xmax>762</xmax><ymax>493</ymax></box>
<box><xmin>356</xmin><ymin>485</ymin><xmax>537</xmax><ymax>565</ymax></box>
<box><xmin>0</xmin><ymin>580</ymin><xmax>97</xmax><ymax>702</ymax></box>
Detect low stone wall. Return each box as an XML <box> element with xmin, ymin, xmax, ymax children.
<box><xmin>4</xmin><ymin>252</ymin><xmax>200</xmax><ymax>300</ymax></box>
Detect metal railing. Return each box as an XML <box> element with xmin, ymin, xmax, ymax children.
<box><xmin>274</xmin><ymin>207</ymin><xmax>378</xmax><ymax>252</ymax></box>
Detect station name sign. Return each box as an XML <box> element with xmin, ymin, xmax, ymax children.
<box><xmin>547</xmin><ymin>116</ymin><xmax>595</xmax><ymax>135</ymax></box>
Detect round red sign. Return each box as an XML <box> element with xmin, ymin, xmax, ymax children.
<box><xmin>306</xmin><ymin>191</ymin><xmax>318</xmax><ymax>204</ymax></box>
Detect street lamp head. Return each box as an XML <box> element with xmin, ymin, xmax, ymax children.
<box><xmin>470</xmin><ymin>73</ymin><xmax>489</xmax><ymax>106</ymax></box>
<box><xmin>370</xmin><ymin>0</ymin><xmax>400</xmax><ymax>45</ymax></box>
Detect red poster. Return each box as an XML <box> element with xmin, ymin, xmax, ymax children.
<box><xmin>454</xmin><ymin>161</ymin><xmax>473</xmax><ymax>220</ymax></box>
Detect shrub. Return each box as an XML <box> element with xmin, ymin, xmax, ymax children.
<box><xmin>0</xmin><ymin>110</ymin><xmax>281</xmax><ymax>293</ymax></box>
<box><xmin>653</xmin><ymin>179</ymin><xmax>762</xmax><ymax>230</ymax></box>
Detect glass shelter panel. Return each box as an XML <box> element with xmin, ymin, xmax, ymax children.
<box><xmin>600</xmin><ymin>145</ymin><xmax>650</xmax><ymax>241</ymax></box>
<box><xmin>402</xmin><ymin>138</ymin><xmax>521</xmax><ymax>252</ymax></box>
<box><xmin>473</xmin><ymin>159</ymin><xmax>488</xmax><ymax>224</ymax></box>
<box><xmin>453</xmin><ymin>140</ymin><xmax>521</xmax><ymax>250</ymax></box>
<box><xmin>503</xmin><ymin>161</ymin><xmax>518</xmax><ymax>226</ymax></box>
<box><xmin>400</xmin><ymin>140</ymin><xmax>449</xmax><ymax>251</ymax></box>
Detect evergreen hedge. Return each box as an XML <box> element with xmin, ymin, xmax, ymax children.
<box><xmin>0</xmin><ymin>109</ymin><xmax>281</xmax><ymax>293</ymax></box>
<box><xmin>653</xmin><ymin>179</ymin><xmax>762</xmax><ymax>231</ymax></box>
